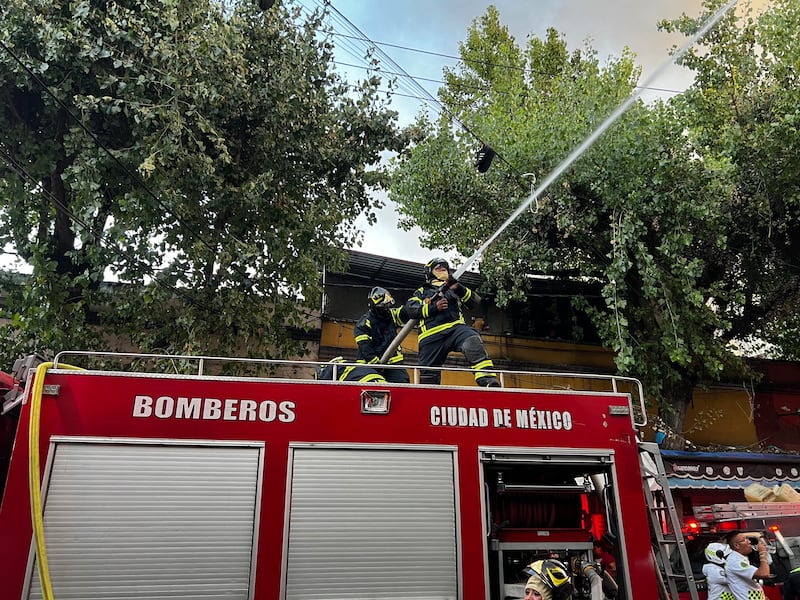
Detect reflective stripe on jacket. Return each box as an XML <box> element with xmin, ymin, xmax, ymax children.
<box><xmin>354</xmin><ymin>306</ymin><xmax>408</xmax><ymax>364</ymax></box>
<box><xmin>405</xmin><ymin>283</ymin><xmax>474</xmax><ymax>344</ymax></box>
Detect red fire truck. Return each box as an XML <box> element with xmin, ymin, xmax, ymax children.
<box><xmin>0</xmin><ymin>351</ymin><xmax>713</xmax><ymax>599</ymax></box>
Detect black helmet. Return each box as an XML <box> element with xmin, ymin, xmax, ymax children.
<box><xmin>368</xmin><ymin>286</ymin><xmax>395</xmax><ymax>310</ymax></box>
<box><xmin>424</xmin><ymin>257</ymin><xmax>450</xmax><ymax>282</ymax></box>
<box><xmin>524</xmin><ymin>559</ymin><xmax>574</xmax><ymax>600</ymax></box>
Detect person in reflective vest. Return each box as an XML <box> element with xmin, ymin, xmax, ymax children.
<box><xmin>784</xmin><ymin>566</ymin><xmax>800</xmax><ymax>600</ymax></box>
<box><xmin>354</xmin><ymin>286</ymin><xmax>410</xmax><ymax>383</ymax></box>
<box><xmin>314</xmin><ymin>357</ymin><xmax>386</xmax><ymax>383</ymax></box>
<box><xmin>404</xmin><ymin>257</ymin><xmax>499</xmax><ymax>387</ymax></box>
<box><xmin>703</xmin><ymin>542</ymin><xmax>733</xmax><ymax>600</ymax></box>
<box><xmin>725</xmin><ymin>530</ymin><xmax>770</xmax><ymax>600</ymax></box>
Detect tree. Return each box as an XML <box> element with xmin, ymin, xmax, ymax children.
<box><xmin>662</xmin><ymin>0</ymin><xmax>800</xmax><ymax>361</ymax></box>
<box><xmin>390</xmin><ymin>5</ymin><xmax>763</xmax><ymax>447</ymax></box>
<box><xmin>0</xmin><ymin>0</ymin><xmax>405</xmax><ymax>367</ymax></box>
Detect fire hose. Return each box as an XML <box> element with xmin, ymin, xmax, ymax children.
<box><xmin>379</xmin><ymin>0</ymin><xmax>740</xmax><ymax>366</ymax></box>
<box><xmin>29</xmin><ymin>361</ymin><xmax>84</xmax><ymax>600</ymax></box>
<box><xmin>576</xmin><ymin>558</ymin><xmax>619</xmax><ymax>600</ymax></box>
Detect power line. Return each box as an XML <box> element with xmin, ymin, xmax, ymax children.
<box><xmin>334</xmin><ymin>59</ymin><xmax>684</xmax><ymax>107</ymax></box>
<box><xmin>329</xmin><ymin>31</ymin><xmax>685</xmax><ymax>97</ymax></box>
<box><xmin>307</xmin><ymin>0</ymin><xmax>531</xmax><ymax>189</ymax></box>
<box><xmin>334</xmin><ymin>59</ymin><xmax>447</xmax><ymax>88</ymax></box>
<box><xmin>314</xmin><ymin>12</ymin><xmax>686</xmax><ymax>103</ymax></box>
<box><xmin>300</xmin><ymin>1</ymin><xmax>442</xmax><ymax>113</ymax></box>
<box><xmin>309</xmin><ymin>0</ymin><xmax>686</xmax><ymax>202</ymax></box>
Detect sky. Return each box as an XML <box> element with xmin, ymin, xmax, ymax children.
<box><xmin>316</xmin><ymin>0</ymin><xmax>767</xmax><ymax>265</ymax></box>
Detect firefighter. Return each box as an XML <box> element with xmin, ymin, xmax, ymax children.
<box><xmin>353</xmin><ymin>286</ymin><xmax>410</xmax><ymax>383</ymax></box>
<box><xmin>592</xmin><ymin>538</ymin><xmax>617</xmax><ymax>580</ymax></box>
<box><xmin>725</xmin><ymin>530</ymin><xmax>770</xmax><ymax>600</ymax></box>
<box><xmin>703</xmin><ymin>542</ymin><xmax>733</xmax><ymax>600</ymax></box>
<box><xmin>523</xmin><ymin>559</ymin><xmax>574</xmax><ymax>600</ymax></box>
<box><xmin>314</xmin><ymin>357</ymin><xmax>387</xmax><ymax>383</ymax></box>
<box><xmin>784</xmin><ymin>565</ymin><xmax>800</xmax><ymax>600</ymax></box>
<box><xmin>404</xmin><ymin>257</ymin><xmax>500</xmax><ymax>387</ymax></box>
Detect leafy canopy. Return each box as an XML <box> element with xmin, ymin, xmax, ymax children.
<box><xmin>663</xmin><ymin>0</ymin><xmax>800</xmax><ymax>361</ymax></box>
<box><xmin>389</xmin><ymin>4</ymin><xmax>791</xmax><ymax>440</ymax></box>
<box><xmin>0</xmin><ymin>0</ymin><xmax>405</xmax><ymax>366</ymax></box>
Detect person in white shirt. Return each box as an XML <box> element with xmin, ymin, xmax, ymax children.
<box><xmin>724</xmin><ymin>531</ymin><xmax>771</xmax><ymax>600</ymax></box>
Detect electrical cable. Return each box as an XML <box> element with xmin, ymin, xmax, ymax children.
<box><xmin>307</xmin><ymin>0</ymin><xmax>529</xmax><ymax>184</ymax></box>
<box><xmin>334</xmin><ymin>59</ymin><xmax>685</xmax><ymax>103</ymax></box>
<box><xmin>328</xmin><ymin>31</ymin><xmax>686</xmax><ymax>97</ymax></box>
<box><xmin>310</xmin><ymin>0</ymin><xmax>686</xmax><ymax>191</ymax></box>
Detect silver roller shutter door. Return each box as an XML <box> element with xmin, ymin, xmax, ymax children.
<box><xmin>27</xmin><ymin>440</ymin><xmax>262</xmax><ymax>600</ymax></box>
<box><xmin>285</xmin><ymin>447</ymin><xmax>459</xmax><ymax>600</ymax></box>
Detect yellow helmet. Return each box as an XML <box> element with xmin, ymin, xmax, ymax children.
<box><xmin>368</xmin><ymin>286</ymin><xmax>395</xmax><ymax>310</ymax></box>
<box><xmin>524</xmin><ymin>559</ymin><xmax>573</xmax><ymax>600</ymax></box>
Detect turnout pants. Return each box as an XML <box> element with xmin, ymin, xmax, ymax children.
<box><xmin>378</xmin><ymin>366</ymin><xmax>410</xmax><ymax>384</ymax></box>
<box><xmin>417</xmin><ymin>324</ymin><xmax>498</xmax><ymax>386</ymax></box>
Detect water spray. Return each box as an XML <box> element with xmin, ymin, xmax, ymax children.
<box><xmin>380</xmin><ymin>0</ymin><xmax>739</xmax><ymax>365</ymax></box>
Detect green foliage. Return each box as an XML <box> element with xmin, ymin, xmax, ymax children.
<box><xmin>0</xmin><ymin>0</ymin><xmax>404</xmax><ymax>366</ymax></box>
<box><xmin>390</xmin><ymin>2</ymin><xmax>800</xmax><ymax>438</ymax></box>
<box><xmin>665</xmin><ymin>0</ymin><xmax>800</xmax><ymax>361</ymax></box>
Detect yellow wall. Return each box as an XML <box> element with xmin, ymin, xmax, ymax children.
<box><xmin>321</xmin><ymin>321</ymin><xmax>419</xmax><ymax>352</ymax></box>
<box><xmin>321</xmin><ymin>321</ymin><xmax>635</xmax><ymax>394</ymax></box>
<box><xmin>481</xmin><ymin>335</ymin><xmax>616</xmax><ymax>371</ymax></box>
<box><xmin>321</xmin><ymin>322</ymin><xmax>615</xmax><ymax>371</ymax></box>
<box><xmin>681</xmin><ymin>388</ymin><xmax>758</xmax><ymax>447</ymax></box>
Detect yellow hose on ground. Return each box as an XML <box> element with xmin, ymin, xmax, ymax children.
<box><xmin>28</xmin><ymin>361</ymin><xmax>83</xmax><ymax>600</ymax></box>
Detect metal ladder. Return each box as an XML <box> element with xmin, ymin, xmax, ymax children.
<box><xmin>638</xmin><ymin>441</ymin><xmax>699</xmax><ymax>600</ymax></box>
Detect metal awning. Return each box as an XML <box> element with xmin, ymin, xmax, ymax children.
<box><xmin>661</xmin><ymin>449</ymin><xmax>800</xmax><ymax>490</ymax></box>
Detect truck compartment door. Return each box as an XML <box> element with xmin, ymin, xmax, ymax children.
<box><xmin>284</xmin><ymin>446</ymin><xmax>459</xmax><ymax>600</ymax></box>
<box><xmin>26</xmin><ymin>438</ymin><xmax>263</xmax><ymax>600</ymax></box>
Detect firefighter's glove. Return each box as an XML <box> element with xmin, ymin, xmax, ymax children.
<box><xmin>447</xmin><ymin>276</ymin><xmax>461</xmax><ymax>291</ymax></box>
<box><xmin>435</xmin><ymin>298</ymin><xmax>449</xmax><ymax>311</ymax></box>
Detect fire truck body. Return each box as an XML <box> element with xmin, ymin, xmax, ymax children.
<box><xmin>0</xmin><ymin>354</ymin><xmax>658</xmax><ymax>599</ymax></box>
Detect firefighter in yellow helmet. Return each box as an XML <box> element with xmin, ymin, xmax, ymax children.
<box><xmin>404</xmin><ymin>257</ymin><xmax>500</xmax><ymax>387</ymax></box>
<box><xmin>523</xmin><ymin>559</ymin><xmax>574</xmax><ymax>600</ymax></box>
<box><xmin>353</xmin><ymin>286</ymin><xmax>410</xmax><ymax>383</ymax></box>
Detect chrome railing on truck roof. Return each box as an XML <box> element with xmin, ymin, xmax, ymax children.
<box><xmin>50</xmin><ymin>350</ymin><xmax>647</xmax><ymax>427</ymax></box>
